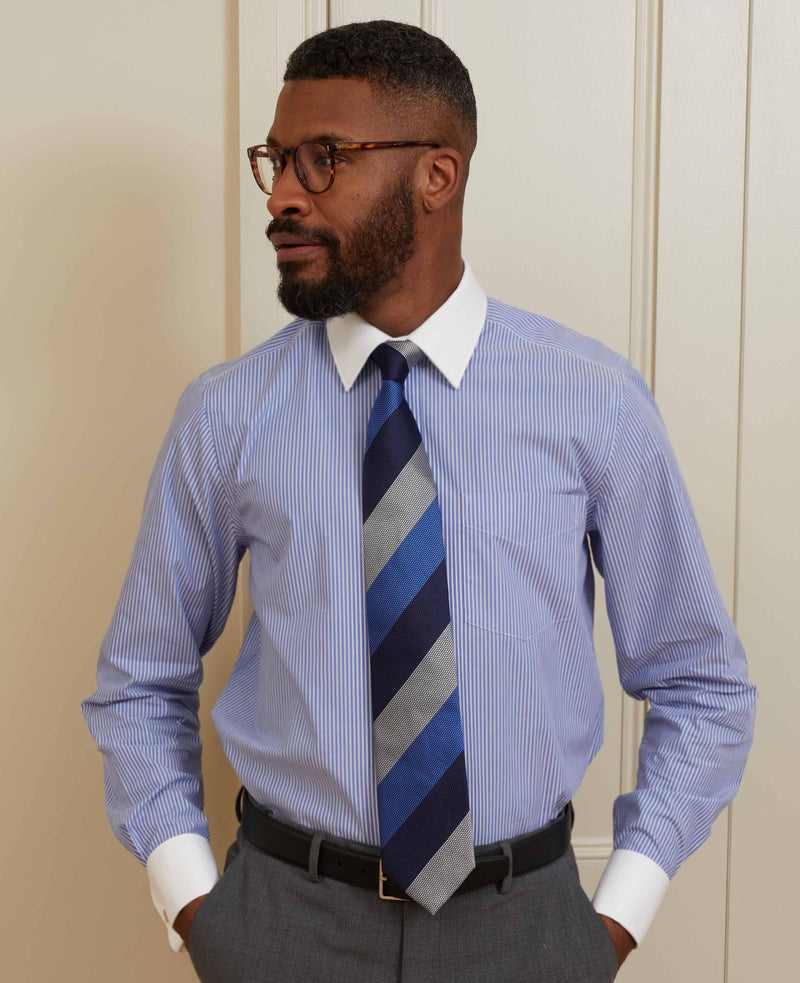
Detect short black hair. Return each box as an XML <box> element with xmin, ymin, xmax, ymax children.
<box><xmin>283</xmin><ymin>20</ymin><xmax>477</xmax><ymax>158</ymax></box>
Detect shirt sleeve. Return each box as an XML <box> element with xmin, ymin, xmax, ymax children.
<box><xmin>80</xmin><ymin>374</ymin><xmax>244</xmax><ymax>926</ymax></box>
<box><xmin>586</xmin><ymin>363</ymin><xmax>757</xmax><ymax>936</ymax></box>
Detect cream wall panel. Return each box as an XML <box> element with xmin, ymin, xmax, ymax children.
<box><xmin>240</xmin><ymin>0</ymin><xmax>283</xmax><ymax>357</ymax></box>
<box><xmin>1</xmin><ymin>1</ymin><xmax>239</xmax><ymax>980</ymax></box>
<box><xmin>330</xmin><ymin>0</ymin><xmax>421</xmax><ymax>27</ymax></box>
<box><xmin>727</xmin><ymin>2</ymin><xmax>800</xmax><ymax>978</ymax></box>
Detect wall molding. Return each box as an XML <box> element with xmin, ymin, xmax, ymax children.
<box><xmin>621</xmin><ymin>694</ymin><xmax>645</xmax><ymax>795</ymax></box>
<box><xmin>621</xmin><ymin>0</ymin><xmax>663</xmax><ymax>794</ymax></box>
<box><xmin>629</xmin><ymin>0</ymin><xmax>662</xmax><ymax>392</ymax></box>
<box><xmin>420</xmin><ymin>0</ymin><xmax>442</xmax><ymax>36</ymax></box>
<box><xmin>305</xmin><ymin>0</ymin><xmax>328</xmax><ymax>37</ymax></box>
<box><xmin>573</xmin><ymin>836</ymin><xmax>614</xmax><ymax>863</ymax></box>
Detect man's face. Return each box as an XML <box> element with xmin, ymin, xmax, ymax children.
<box><xmin>265</xmin><ymin>79</ymin><xmax>419</xmax><ymax>320</ymax></box>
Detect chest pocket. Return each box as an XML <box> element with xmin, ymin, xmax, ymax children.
<box><xmin>461</xmin><ymin>491</ymin><xmax>583</xmax><ymax>642</ymax></box>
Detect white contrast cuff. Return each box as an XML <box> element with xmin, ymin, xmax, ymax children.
<box><xmin>146</xmin><ymin>833</ymin><xmax>220</xmax><ymax>953</ymax></box>
<box><xmin>591</xmin><ymin>848</ymin><xmax>670</xmax><ymax>944</ymax></box>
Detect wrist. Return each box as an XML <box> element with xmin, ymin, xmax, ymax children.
<box><xmin>598</xmin><ymin>914</ymin><xmax>637</xmax><ymax>968</ymax></box>
<box><xmin>173</xmin><ymin>893</ymin><xmax>208</xmax><ymax>945</ymax></box>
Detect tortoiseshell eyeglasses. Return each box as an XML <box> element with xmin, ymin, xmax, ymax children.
<box><xmin>246</xmin><ymin>141</ymin><xmax>441</xmax><ymax>195</ymax></box>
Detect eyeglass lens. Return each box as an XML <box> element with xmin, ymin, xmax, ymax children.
<box><xmin>258</xmin><ymin>144</ymin><xmax>334</xmax><ymax>194</ymax></box>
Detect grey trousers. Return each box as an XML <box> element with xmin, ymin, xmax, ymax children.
<box><xmin>187</xmin><ymin>815</ymin><xmax>619</xmax><ymax>983</ymax></box>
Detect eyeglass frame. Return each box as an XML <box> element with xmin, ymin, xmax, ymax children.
<box><xmin>246</xmin><ymin>141</ymin><xmax>441</xmax><ymax>195</ymax></box>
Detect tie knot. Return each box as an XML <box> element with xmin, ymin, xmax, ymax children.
<box><xmin>370</xmin><ymin>341</ymin><xmax>423</xmax><ymax>384</ymax></box>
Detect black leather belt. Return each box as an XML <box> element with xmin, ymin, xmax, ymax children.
<box><xmin>237</xmin><ymin>786</ymin><xmax>574</xmax><ymax>902</ymax></box>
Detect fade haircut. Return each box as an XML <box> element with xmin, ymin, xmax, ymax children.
<box><xmin>283</xmin><ymin>20</ymin><xmax>478</xmax><ymax>168</ymax></box>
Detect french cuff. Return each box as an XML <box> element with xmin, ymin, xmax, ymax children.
<box><xmin>146</xmin><ymin>833</ymin><xmax>220</xmax><ymax>953</ymax></box>
<box><xmin>591</xmin><ymin>848</ymin><xmax>670</xmax><ymax>945</ymax></box>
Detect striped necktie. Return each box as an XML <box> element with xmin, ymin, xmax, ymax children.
<box><xmin>361</xmin><ymin>339</ymin><xmax>475</xmax><ymax>915</ymax></box>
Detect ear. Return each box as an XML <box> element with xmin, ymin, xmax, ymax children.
<box><xmin>416</xmin><ymin>147</ymin><xmax>463</xmax><ymax>213</ymax></box>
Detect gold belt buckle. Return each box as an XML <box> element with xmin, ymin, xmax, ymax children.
<box><xmin>378</xmin><ymin>858</ymin><xmax>410</xmax><ymax>901</ymax></box>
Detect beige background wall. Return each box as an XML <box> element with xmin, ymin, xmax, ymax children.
<box><xmin>1</xmin><ymin>2</ymin><xmax>794</xmax><ymax>980</ymax></box>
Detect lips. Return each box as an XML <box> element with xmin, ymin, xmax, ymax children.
<box><xmin>271</xmin><ymin>233</ymin><xmax>323</xmax><ymax>249</ymax></box>
<box><xmin>271</xmin><ymin>232</ymin><xmax>327</xmax><ymax>263</ymax></box>
<box><xmin>276</xmin><ymin>244</ymin><xmax>325</xmax><ymax>263</ymax></box>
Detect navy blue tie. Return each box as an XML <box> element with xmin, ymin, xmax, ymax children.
<box><xmin>362</xmin><ymin>339</ymin><xmax>475</xmax><ymax>914</ymax></box>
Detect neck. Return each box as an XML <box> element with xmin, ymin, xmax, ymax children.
<box><xmin>354</xmin><ymin>248</ymin><xmax>464</xmax><ymax>337</ymax></box>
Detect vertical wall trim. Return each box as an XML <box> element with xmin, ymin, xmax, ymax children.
<box><xmin>421</xmin><ymin>0</ymin><xmax>442</xmax><ymax>35</ymax></box>
<box><xmin>620</xmin><ymin>0</ymin><xmax>663</xmax><ymax>794</ymax></box>
<box><xmin>629</xmin><ymin>0</ymin><xmax>662</xmax><ymax>389</ymax></box>
<box><xmin>305</xmin><ymin>0</ymin><xmax>329</xmax><ymax>37</ymax></box>
<box><xmin>228</xmin><ymin>0</ymin><xmax>246</xmax><ymax>642</ymax></box>
<box><xmin>227</xmin><ymin>0</ymin><xmax>242</xmax><ymax>367</ymax></box>
<box><xmin>725</xmin><ymin>0</ymin><xmax>754</xmax><ymax>978</ymax></box>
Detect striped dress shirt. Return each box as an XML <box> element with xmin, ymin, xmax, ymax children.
<box><xmin>81</xmin><ymin>261</ymin><xmax>756</xmax><ymax>953</ymax></box>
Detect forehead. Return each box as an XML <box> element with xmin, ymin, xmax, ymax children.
<box><xmin>268</xmin><ymin>78</ymin><xmax>396</xmax><ymax>143</ymax></box>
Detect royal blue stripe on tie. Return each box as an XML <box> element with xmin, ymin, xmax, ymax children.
<box><xmin>362</xmin><ymin>339</ymin><xmax>475</xmax><ymax>915</ymax></box>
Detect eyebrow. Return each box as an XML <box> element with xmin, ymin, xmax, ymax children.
<box><xmin>266</xmin><ymin>132</ymin><xmax>355</xmax><ymax>147</ymax></box>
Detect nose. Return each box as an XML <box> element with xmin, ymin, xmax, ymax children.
<box><xmin>266</xmin><ymin>157</ymin><xmax>313</xmax><ymax>219</ymax></box>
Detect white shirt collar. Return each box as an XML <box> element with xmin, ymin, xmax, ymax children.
<box><xmin>325</xmin><ymin>259</ymin><xmax>488</xmax><ymax>391</ymax></box>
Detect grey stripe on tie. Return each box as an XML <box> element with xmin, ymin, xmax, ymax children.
<box><xmin>363</xmin><ymin>444</ymin><xmax>437</xmax><ymax>590</ymax></box>
<box><xmin>405</xmin><ymin>812</ymin><xmax>476</xmax><ymax>915</ymax></box>
<box><xmin>373</xmin><ymin>624</ymin><xmax>458</xmax><ymax>783</ymax></box>
<box><xmin>386</xmin><ymin>339</ymin><xmax>424</xmax><ymax>367</ymax></box>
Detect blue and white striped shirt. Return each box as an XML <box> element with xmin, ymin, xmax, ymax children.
<box><xmin>81</xmin><ymin>261</ymin><xmax>756</xmax><ymax>951</ymax></box>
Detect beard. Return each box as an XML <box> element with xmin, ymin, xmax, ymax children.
<box><xmin>268</xmin><ymin>171</ymin><xmax>417</xmax><ymax>321</ymax></box>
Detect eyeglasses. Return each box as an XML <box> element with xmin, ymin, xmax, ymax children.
<box><xmin>246</xmin><ymin>141</ymin><xmax>440</xmax><ymax>195</ymax></box>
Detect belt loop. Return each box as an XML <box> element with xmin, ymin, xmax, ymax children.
<box><xmin>235</xmin><ymin>785</ymin><xmax>245</xmax><ymax>822</ymax></box>
<box><xmin>306</xmin><ymin>832</ymin><xmax>324</xmax><ymax>882</ymax></box>
<box><xmin>497</xmin><ymin>840</ymin><xmax>513</xmax><ymax>894</ymax></box>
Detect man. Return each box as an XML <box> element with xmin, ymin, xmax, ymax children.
<box><xmin>82</xmin><ymin>20</ymin><xmax>756</xmax><ymax>982</ymax></box>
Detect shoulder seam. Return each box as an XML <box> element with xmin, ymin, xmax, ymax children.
<box><xmin>197</xmin><ymin>375</ymin><xmax>243</xmax><ymax>545</ymax></box>
<box><xmin>202</xmin><ymin>318</ymin><xmax>315</xmax><ymax>386</ymax></box>
<box><xmin>486</xmin><ymin>304</ymin><xmax>630</xmax><ymax>379</ymax></box>
<box><xmin>594</xmin><ymin>365</ymin><xmax>634</xmax><ymax>505</ymax></box>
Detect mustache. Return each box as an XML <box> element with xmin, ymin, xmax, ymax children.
<box><xmin>266</xmin><ymin>218</ymin><xmax>340</xmax><ymax>249</ymax></box>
